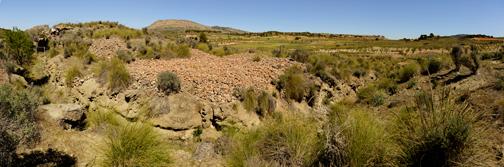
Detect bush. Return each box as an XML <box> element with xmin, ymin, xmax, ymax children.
<box><xmin>289</xmin><ymin>49</ymin><xmax>310</xmax><ymax>63</ymax></box>
<box><xmin>451</xmin><ymin>46</ymin><xmax>463</xmax><ymax>71</ymax></box>
<box><xmin>126</xmin><ymin>41</ymin><xmax>132</xmax><ymax>49</ymax></box>
<box><xmin>115</xmin><ymin>50</ymin><xmax>133</xmax><ymax>63</ymax></box>
<box><xmin>0</xmin><ymin>84</ymin><xmax>41</xmax><ymax>159</ymax></box>
<box><xmin>2</xmin><ymin>27</ymin><xmax>36</xmax><ymax>66</ymax></box>
<box><xmin>428</xmin><ymin>58</ymin><xmax>442</xmax><ymax>74</ymax></box>
<box><xmin>94</xmin><ymin>57</ymin><xmax>131</xmax><ymax>91</ymax></box>
<box><xmin>174</xmin><ymin>44</ymin><xmax>191</xmax><ymax>58</ymax></box>
<box><xmin>195</xmin><ymin>43</ymin><xmax>209</xmax><ymax>52</ymax></box>
<box><xmin>399</xmin><ymin>63</ymin><xmax>419</xmax><ymax>82</ymax></box>
<box><xmin>199</xmin><ymin>32</ymin><xmax>208</xmax><ymax>43</ymax></box>
<box><xmin>407</xmin><ymin>80</ymin><xmax>417</xmax><ymax>89</ymax></box>
<box><xmin>65</xmin><ymin>66</ymin><xmax>82</xmax><ymax>87</ymax></box>
<box><xmin>157</xmin><ymin>71</ymin><xmax>181</xmax><ymax>95</ymax></box>
<box><xmin>99</xmin><ymin>123</ymin><xmax>172</xmax><ymax>166</ymax></box>
<box><xmin>252</xmin><ymin>55</ymin><xmax>261</xmax><ymax>62</ymax></box>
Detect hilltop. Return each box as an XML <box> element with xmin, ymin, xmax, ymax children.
<box><xmin>146</xmin><ymin>19</ymin><xmax>248</xmax><ymax>34</ymax></box>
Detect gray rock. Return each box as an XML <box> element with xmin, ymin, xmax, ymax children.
<box><xmin>40</xmin><ymin>104</ymin><xmax>85</xmax><ymax>122</ymax></box>
<box><xmin>10</xmin><ymin>74</ymin><xmax>28</xmax><ymax>87</ymax></box>
<box><xmin>153</xmin><ymin>93</ymin><xmax>202</xmax><ymax>130</ymax></box>
<box><xmin>192</xmin><ymin>142</ymin><xmax>218</xmax><ymax>160</ymax></box>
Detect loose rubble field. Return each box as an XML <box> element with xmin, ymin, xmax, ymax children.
<box><xmin>89</xmin><ymin>37</ymin><xmax>128</xmax><ymax>58</ymax></box>
<box><xmin>128</xmin><ymin>49</ymin><xmax>301</xmax><ymax>103</ymax></box>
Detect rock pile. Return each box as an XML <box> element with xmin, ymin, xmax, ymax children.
<box><xmin>89</xmin><ymin>37</ymin><xmax>128</xmax><ymax>57</ymax></box>
<box><xmin>127</xmin><ymin>49</ymin><xmax>301</xmax><ymax>103</ymax></box>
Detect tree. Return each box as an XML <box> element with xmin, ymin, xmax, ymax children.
<box><xmin>2</xmin><ymin>27</ymin><xmax>35</xmax><ymax>66</ymax></box>
<box><xmin>199</xmin><ymin>32</ymin><xmax>208</xmax><ymax>43</ymax></box>
<box><xmin>429</xmin><ymin>33</ymin><xmax>435</xmax><ymax>38</ymax></box>
<box><xmin>411</xmin><ymin>47</ymin><xmax>417</xmax><ymax>54</ymax></box>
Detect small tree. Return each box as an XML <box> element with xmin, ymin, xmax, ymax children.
<box><xmin>3</xmin><ymin>27</ymin><xmax>35</xmax><ymax>66</ymax></box>
<box><xmin>199</xmin><ymin>32</ymin><xmax>208</xmax><ymax>43</ymax></box>
<box><xmin>411</xmin><ymin>47</ymin><xmax>417</xmax><ymax>54</ymax></box>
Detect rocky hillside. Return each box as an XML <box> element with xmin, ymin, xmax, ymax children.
<box><xmin>147</xmin><ymin>19</ymin><xmax>248</xmax><ymax>34</ymax></box>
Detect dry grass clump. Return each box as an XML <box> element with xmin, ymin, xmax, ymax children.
<box><xmin>65</xmin><ymin>66</ymin><xmax>82</xmax><ymax>87</ymax></box>
<box><xmin>393</xmin><ymin>88</ymin><xmax>491</xmax><ymax>166</ymax></box>
<box><xmin>226</xmin><ymin>112</ymin><xmax>322</xmax><ymax>167</ymax></box>
<box><xmin>97</xmin><ymin>122</ymin><xmax>172</xmax><ymax>166</ymax></box>
<box><xmin>399</xmin><ymin>62</ymin><xmax>420</xmax><ymax>82</ymax></box>
<box><xmin>93</xmin><ymin>57</ymin><xmax>131</xmax><ymax>91</ymax></box>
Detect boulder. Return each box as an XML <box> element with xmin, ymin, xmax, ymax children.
<box><xmin>153</xmin><ymin>93</ymin><xmax>202</xmax><ymax>130</ymax></box>
<box><xmin>40</xmin><ymin>104</ymin><xmax>85</xmax><ymax>122</ymax></box>
<box><xmin>10</xmin><ymin>74</ymin><xmax>28</xmax><ymax>87</ymax></box>
<box><xmin>192</xmin><ymin>142</ymin><xmax>219</xmax><ymax>161</ymax></box>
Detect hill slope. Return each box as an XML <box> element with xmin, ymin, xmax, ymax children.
<box><xmin>147</xmin><ymin>19</ymin><xmax>248</xmax><ymax>34</ymax></box>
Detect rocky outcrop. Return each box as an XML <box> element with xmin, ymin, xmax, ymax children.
<box><xmin>40</xmin><ymin>104</ymin><xmax>85</xmax><ymax>122</ymax></box>
<box><xmin>153</xmin><ymin>93</ymin><xmax>203</xmax><ymax>130</ymax></box>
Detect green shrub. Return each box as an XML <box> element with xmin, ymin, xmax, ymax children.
<box><xmin>242</xmin><ymin>87</ymin><xmax>257</xmax><ymax>112</ymax></box>
<box><xmin>353</xmin><ymin>68</ymin><xmax>367</xmax><ymax>78</ymax></box>
<box><xmin>94</xmin><ymin>57</ymin><xmax>131</xmax><ymax>90</ymax></box>
<box><xmin>193</xmin><ymin>125</ymin><xmax>203</xmax><ymax>137</ymax></box>
<box><xmin>99</xmin><ymin>123</ymin><xmax>172</xmax><ymax>166</ymax></box>
<box><xmin>399</xmin><ymin>63</ymin><xmax>419</xmax><ymax>82</ymax></box>
<box><xmin>252</xmin><ymin>55</ymin><xmax>261</xmax><ymax>62</ymax></box>
<box><xmin>157</xmin><ymin>71</ymin><xmax>181</xmax><ymax>95</ymax></box>
<box><xmin>357</xmin><ymin>85</ymin><xmax>387</xmax><ymax>106</ymax></box>
<box><xmin>174</xmin><ymin>44</ymin><xmax>190</xmax><ymax>58</ymax></box>
<box><xmin>289</xmin><ymin>49</ymin><xmax>310</xmax><ymax>63</ymax></box>
<box><xmin>126</xmin><ymin>41</ymin><xmax>132</xmax><ymax>49</ymax></box>
<box><xmin>323</xmin><ymin>98</ymin><xmax>331</xmax><ymax>105</ymax></box>
<box><xmin>0</xmin><ymin>84</ymin><xmax>41</xmax><ymax>150</ymax></box>
<box><xmin>115</xmin><ymin>50</ymin><xmax>133</xmax><ymax>63</ymax></box>
<box><xmin>432</xmin><ymin>79</ymin><xmax>439</xmax><ymax>89</ymax></box>
<box><xmin>211</xmin><ymin>47</ymin><xmax>227</xmax><ymax>57</ymax></box>
<box><xmin>195</xmin><ymin>43</ymin><xmax>209</xmax><ymax>52</ymax></box>
<box><xmin>65</xmin><ymin>66</ymin><xmax>82</xmax><ymax>87</ymax></box>
<box><xmin>227</xmin><ymin>113</ymin><xmax>322</xmax><ymax>167</ymax></box>
<box><xmin>428</xmin><ymin>58</ymin><xmax>443</xmax><ymax>74</ymax></box>
<box><xmin>199</xmin><ymin>32</ymin><xmax>208</xmax><ymax>43</ymax></box>
<box><xmin>407</xmin><ymin>80</ymin><xmax>417</xmax><ymax>89</ymax></box>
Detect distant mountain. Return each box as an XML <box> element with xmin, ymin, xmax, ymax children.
<box><xmin>147</xmin><ymin>19</ymin><xmax>248</xmax><ymax>34</ymax></box>
<box><xmin>211</xmin><ymin>26</ymin><xmax>248</xmax><ymax>34</ymax></box>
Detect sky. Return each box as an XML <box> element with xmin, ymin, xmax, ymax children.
<box><xmin>0</xmin><ymin>0</ymin><xmax>502</xmax><ymax>39</ymax></box>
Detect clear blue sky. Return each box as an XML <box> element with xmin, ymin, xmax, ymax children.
<box><xmin>0</xmin><ymin>0</ymin><xmax>502</xmax><ymax>39</ymax></box>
